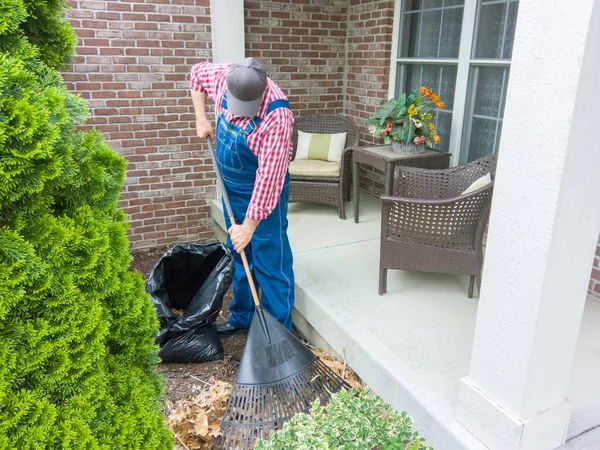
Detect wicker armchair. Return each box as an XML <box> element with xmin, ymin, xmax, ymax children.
<box><xmin>379</xmin><ymin>155</ymin><xmax>497</xmax><ymax>297</ymax></box>
<box><xmin>289</xmin><ymin>114</ymin><xmax>360</xmax><ymax>219</ymax></box>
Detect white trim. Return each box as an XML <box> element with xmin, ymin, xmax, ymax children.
<box><xmin>388</xmin><ymin>0</ymin><xmax>403</xmax><ymax>100</ymax></box>
<box><xmin>447</xmin><ymin>0</ymin><xmax>478</xmax><ymax>167</ymax></box>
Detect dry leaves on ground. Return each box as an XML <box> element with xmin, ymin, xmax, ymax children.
<box><xmin>168</xmin><ymin>377</ymin><xmax>232</xmax><ymax>449</ymax></box>
<box><xmin>307</xmin><ymin>344</ymin><xmax>363</xmax><ymax>391</ymax></box>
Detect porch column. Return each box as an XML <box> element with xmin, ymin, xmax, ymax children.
<box><xmin>209</xmin><ymin>0</ymin><xmax>245</xmax><ymax>202</ymax></box>
<box><xmin>456</xmin><ymin>1</ymin><xmax>600</xmax><ymax>449</ymax></box>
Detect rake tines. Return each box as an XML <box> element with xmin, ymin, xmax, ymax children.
<box><xmin>213</xmin><ymin>358</ymin><xmax>349</xmax><ymax>449</ymax></box>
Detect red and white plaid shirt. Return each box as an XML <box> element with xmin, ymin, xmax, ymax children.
<box><xmin>190</xmin><ymin>61</ymin><xmax>294</xmax><ymax>221</ymax></box>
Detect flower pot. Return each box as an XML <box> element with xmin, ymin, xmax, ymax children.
<box><xmin>391</xmin><ymin>140</ymin><xmax>426</xmax><ymax>153</ymax></box>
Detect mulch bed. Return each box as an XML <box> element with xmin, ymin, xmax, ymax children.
<box><xmin>130</xmin><ymin>245</ymin><xmax>247</xmax><ymax>406</ymax></box>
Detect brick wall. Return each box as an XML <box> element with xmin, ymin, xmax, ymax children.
<box><xmin>243</xmin><ymin>0</ymin><xmax>348</xmax><ymax>116</ymax></box>
<box><xmin>345</xmin><ymin>0</ymin><xmax>395</xmax><ymax>195</ymax></box>
<box><xmin>63</xmin><ymin>0</ymin><xmax>216</xmax><ymax>249</ymax></box>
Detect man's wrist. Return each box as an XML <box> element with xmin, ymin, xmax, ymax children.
<box><xmin>243</xmin><ymin>218</ymin><xmax>260</xmax><ymax>233</ymax></box>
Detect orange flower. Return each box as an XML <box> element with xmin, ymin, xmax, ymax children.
<box><xmin>431</xmin><ymin>93</ymin><xmax>440</xmax><ymax>103</ymax></box>
<box><xmin>420</xmin><ymin>86</ymin><xmax>427</xmax><ymax>95</ymax></box>
<box><xmin>433</xmin><ymin>135</ymin><xmax>440</xmax><ymax>144</ymax></box>
<box><xmin>436</xmin><ymin>101</ymin><xmax>444</xmax><ymax>109</ymax></box>
<box><xmin>426</xmin><ymin>88</ymin><xmax>433</xmax><ymax>97</ymax></box>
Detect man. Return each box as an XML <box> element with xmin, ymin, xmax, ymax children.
<box><xmin>190</xmin><ymin>57</ymin><xmax>295</xmax><ymax>337</ymax></box>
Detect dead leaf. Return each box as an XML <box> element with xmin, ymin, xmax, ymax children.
<box><xmin>167</xmin><ymin>377</ymin><xmax>232</xmax><ymax>449</ymax></box>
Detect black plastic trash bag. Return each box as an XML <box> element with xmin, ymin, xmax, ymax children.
<box><xmin>146</xmin><ymin>242</ymin><xmax>234</xmax><ymax>363</ymax></box>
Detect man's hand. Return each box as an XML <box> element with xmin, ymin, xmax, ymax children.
<box><xmin>196</xmin><ymin>117</ymin><xmax>215</xmax><ymax>140</ymax></box>
<box><xmin>228</xmin><ymin>219</ymin><xmax>260</xmax><ymax>253</ymax></box>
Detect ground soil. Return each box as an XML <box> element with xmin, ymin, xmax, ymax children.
<box><xmin>130</xmin><ymin>245</ymin><xmax>248</xmax><ymax>410</ymax></box>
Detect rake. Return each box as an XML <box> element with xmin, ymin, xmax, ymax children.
<box><xmin>206</xmin><ymin>136</ymin><xmax>350</xmax><ymax>449</ymax></box>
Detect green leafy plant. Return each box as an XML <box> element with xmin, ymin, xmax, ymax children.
<box><xmin>255</xmin><ymin>388</ymin><xmax>433</xmax><ymax>450</ymax></box>
<box><xmin>0</xmin><ymin>1</ymin><xmax>172</xmax><ymax>448</ymax></box>
<box><xmin>366</xmin><ymin>86</ymin><xmax>443</xmax><ymax>148</ymax></box>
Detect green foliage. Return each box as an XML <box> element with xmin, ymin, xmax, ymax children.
<box><xmin>366</xmin><ymin>86</ymin><xmax>443</xmax><ymax>147</ymax></box>
<box><xmin>255</xmin><ymin>389</ymin><xmax>433</xmax><ymax>450</ymax></box>
<box><xmin>0</xmin><ymin>1</ymin><xmax>172</xmax><ymax>448</ymax></box>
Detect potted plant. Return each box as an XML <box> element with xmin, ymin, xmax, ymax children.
<box><xmin>367</xmin><ymin>86</ymin><xmax>443</xmax><ymax>153</ymax></box>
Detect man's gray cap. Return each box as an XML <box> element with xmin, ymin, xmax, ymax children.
<box><xmin>226</xmin><ymin>57</ymin><xmax>267</xmax><ymax>117</ymax></box>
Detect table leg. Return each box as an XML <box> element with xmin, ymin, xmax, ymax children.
<box><xmin>353</xmin><ymin>159</ymin><xmax>359</xmax><ymax>223</ymax></box>
<box><xmin>385</xmin><ymin>162</ymin><xmax>394</xmax><ymax>195</ymax></box>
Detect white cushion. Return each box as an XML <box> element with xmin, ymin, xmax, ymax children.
<box><xmin>461</xmin><ymin>172</ymin><xmax>492</xmax><ymax>195</ymax></box>
<box><xmin>289</xmin><ymin>160</ymin><xmax>341</xmax><ymax>178</ymax></box>
<box><xmin>295</xmin><ymin>130</ymin><xmax>347</xmax><ymax>162</ymax></box>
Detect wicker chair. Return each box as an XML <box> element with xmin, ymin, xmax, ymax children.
<box><xmin>379</xmin><ymin>154</ymin><xmax>497</xmax><ymax>297</ymax></box>
<box><xmin>289</xmin><ymin>114</ymin><xmax>360</xmax><ymax>219</ymax></box>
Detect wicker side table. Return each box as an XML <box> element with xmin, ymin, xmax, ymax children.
<box><xmin>352</xmin><ymin>145</ymin><xmax>451</xmax><ymax>223</ymax></box>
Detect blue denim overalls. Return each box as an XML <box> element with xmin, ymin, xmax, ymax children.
<box><xmin>216</xmin><ymin>93</ymin><xmax>295</xmax><ymax>330</ymax></box>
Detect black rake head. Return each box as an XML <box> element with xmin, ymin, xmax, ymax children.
<box><xmin>212</xmin><ymin>306</ymin><xmax>350</xmax><ymax>449</ymax></box>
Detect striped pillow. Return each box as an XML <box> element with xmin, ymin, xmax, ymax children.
<box><xmin>295</xmin><ymin>131</ymin><xmax>348</xmax><ymax>162</ymax></box>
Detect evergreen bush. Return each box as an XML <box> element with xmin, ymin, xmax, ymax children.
<box><xmin>0</xmin><ymin>1</ymin><xmax>172</xmax><ymax>448</ymax></box>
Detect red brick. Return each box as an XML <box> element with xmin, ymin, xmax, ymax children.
<box><xmin>107</xmin><ymin>2</ymin><xmax>131</xmax><ymax>11</ymax></box>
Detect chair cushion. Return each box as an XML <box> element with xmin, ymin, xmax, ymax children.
<box><xmin>461</xmin><ymin>172</ymin><xmax>492</xmax><ymax>195</ymax></box>
<box><xmin>289</xmin><ymin>159</ymin><xmax>341</xmax><ymax>178</ymax></box>
<box><xmin>295</xmin><ymin>130</ymin><xmax>347</xmax><ymax>162</ymax></box>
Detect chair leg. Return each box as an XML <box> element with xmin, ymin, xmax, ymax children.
<box><xmin>379</xmin><ymin>267</ymin><xmax>387</xmax><ymax>295</ymax></box>
<box><xmin>468</xmin><ymin>275</ymin><xmax>475</xmax><ymax>298</ymax></box>
<box><xmin>339</xmin><ymin>197</ymin><xmax>346</xmax><ymax>220</ymax></box>
<box><xmin>476</xmin><ymin>275</ymin><xmax>482</xmax><ymax>296</ymax></box>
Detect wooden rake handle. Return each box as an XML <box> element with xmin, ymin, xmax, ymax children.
<box><xmin>206</xmin><ymin>136</ymin><xmax>261</xmax><ymax>308</ymax></box>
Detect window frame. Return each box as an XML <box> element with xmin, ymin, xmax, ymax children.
<box><xmin>389</xmin><ymin>0</ymin><xmax>515</xmax><ymax>167</ymax></box>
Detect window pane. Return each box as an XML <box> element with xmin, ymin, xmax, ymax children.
<box><xmin>462</xmin><ymin>66</ymin><xmax>510</xmax><ymax>162</ymax></box>
<box><xmin>400</xmin><ymin>0</ymin><xmax>464</xmax><ymax>58</ymax></box>
<box><xmin>474</xmin><ymin>0</ymin><xmax>519</xmax><ymax>59</ymax></box>
<box><xmin>466</xmin><ymin>117</ymin><xmax>499</xmax><ymax>161</ymax></box>
<box><xmin>439</xmin><ymin>7</ymin><xmax>463</xmax><ymax>57</ymax></box>
<box><xmin>472</xmin><ymin>66</ymin><xmax>506</xmax><ymax>117</ymax></box>
<box><xmin>396</xmin><ymin>63</ymin><xmax>458</xmax><ymax>152</ymax></box>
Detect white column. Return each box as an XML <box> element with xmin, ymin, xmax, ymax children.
<box><xmin>209</xmin><ymin>0</ymin><xmax>245</xmax><ymax>200</ymax></box>
<box><xmin>210</xmin><ymin>0</ymin><xmax>245</xmax><ymax>64</ymax></box>
<box><xmin>456</xmin><ymin>1</ymin><xmax>600</xmax><ymax>449</ymax></box>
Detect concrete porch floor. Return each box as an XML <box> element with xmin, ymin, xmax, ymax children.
<box><xmin>211</xmin><ymin>194</ymin><xmax>600</xmax><ymax>449</ymax></box>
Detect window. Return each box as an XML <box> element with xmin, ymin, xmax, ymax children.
<box><xmin>391</xmin><ymin>0</ymin><xmax>519</xmax><ymax>163</ymax></box>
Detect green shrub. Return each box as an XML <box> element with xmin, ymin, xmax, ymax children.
<box><xmin>0</xmin><ymin>1</ymin><xmax>172</xmax><ymax>448</ymax></box>
<box><xmin>255</xmin><ymin>389</ymin><xmax>433</xmax><ymax>450</ymax></box>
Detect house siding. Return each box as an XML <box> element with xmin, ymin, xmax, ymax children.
<box><xmin>63</xmin><ymin>0</ymin><xmax>216</xmax><ymax>249</ymax></box>
<box><xmin>345</xmin><ymin>0</ymin><xmax>395</xmax><ymax>195</ymax></box>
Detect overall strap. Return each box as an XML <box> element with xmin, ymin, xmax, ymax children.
<box><xmin>244</xmin><ymin>99</ymin><xmax>290</xmax><ymax>135</ymax></box>
<box><xmin>221</xmin><ymin>91</ymin><xmax>228</xmax><ymax>109</ymax></box>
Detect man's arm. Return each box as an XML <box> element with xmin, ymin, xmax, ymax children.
<box><xmin>189</xmin><ymin>61</ymin><xmax>229</xmax><ymax>140</ymax></box>
<box><xmin>191</xmin><ymin>90</ymin><xmax>215</xmax><ymax>140</ymax></box>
